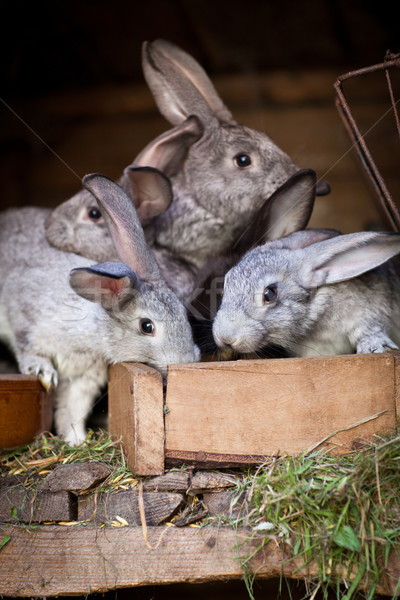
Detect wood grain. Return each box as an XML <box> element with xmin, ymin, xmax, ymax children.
<box><xmin>0</xmin><ymin>524</ymin><xmax>398</xmax><ymax>597</ymax></box>
<box><xmin>0</xmin><ymin>487</ymin><xmax>76</xmax><ymax>523</ymax></box>
<box><xmin>0</xmin><ymin>376</ymin><xmax>53</xmax><ymax>449</ymax></box>
<box><xmin>165</xmin><ymin>353</ymin><xmax>398</xmax><ymax>460</ymax></box>
<box><xmin>78</xmin><ymin>490</ymin><xmax>184</xmax><ymax>525</ymax></box>
<box><xmin>108</xmin><ymin>363</ymin><xmax>164</xmax><ymax>475</ymax></box>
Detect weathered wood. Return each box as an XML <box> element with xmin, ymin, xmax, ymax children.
<box><xmin>188</xmin><ymin>471</ymin><xmax>239</xmax><ymax>495</ymax></box>
<box><xmin>109</xmin><ymin>354</ymin><xmax>399</xmax><ymax>475</ymax></box>
<box><xmin>172</xmin><ymin>499</ymin><xmax>208</xmax><ymax>527</ymax></box>
<box><xmin>0</xmin><ymin>524</ymin><xmax>398</xmax><ymax>597</ymax></box>
<box><xmin>165</xmin><ymin>353</ymin><xmax>398</xmax><ymax>463</ymax></box>
<box><xmin>142</xmin><ymin>470</ymin><xmax>191</xmax><ymax>492</ymax></box>
<box><xmin>202</xmin><ymin>490</ymin><xmax>247</xmax><ymax>519</ymax></box>
<box><xmin>0</xmin><ymin>375</ymin><xmax>53</xmax><ymax>449</ymax></box>
<box><xmin>39</xmin><ymin>462</ymin><xmax>111</xmax><ymax>493</ymax></box>
<box><xmin>0</xmin><ymin>486</ymin><xmax>76</xmax><ymax>523</ymax></box>
<box><xmin>77</xmin><ymin>490</ymin><xmax>184</xmax><ymax>525</ymax></box>
<box><xmin>108</xmin><ymin>363</ymin><xmax>164</xmax><ymax>476</ymax></box>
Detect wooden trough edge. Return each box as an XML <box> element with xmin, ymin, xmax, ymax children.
<box><xmin>109</xmin><ymin>352</ymin><xmax>400</xmax><ymax>476</ymax></box>
<box><xmin>0</xmin><ymin>375</ymin><xmax>54</xmax><ymax>449</ymax></box>
<box><xmin>0</xmin><ymin>524</ymin><xmax>399</xmax><ymax>597</ymax></box>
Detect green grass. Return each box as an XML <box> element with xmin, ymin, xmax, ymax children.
<box><xmin>2</xmin><ymin>430</ymin><xmax>400</xmax><ymax>598</ymax></box>
<box><xmin>230</xmin><ymin>434</ymin><xmax>400</xmax><ymax>600</ymax></box>
<box><xmin>0</xmin><ymin>429</ymin><xmax>137</xmax><ymax>493</ymax></box>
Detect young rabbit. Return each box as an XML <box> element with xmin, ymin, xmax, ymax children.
<box><xmin>45</xmin><ymin>166</ymin><xmax>173</xmax><ymax>263</ymax></box>
<box><xmin>0</xmin><ymin>168</ymin><xmax>199</xmax><ymax>446</ymax></box>
<box><xmin>133</xmin><ymin>39</ymin><xmax>330</xmax><ymax>299</ymax></box>
<box><xmin>187</xmin><ymin>168</ymin><xmax>320</xmax><ymax>355</ymax></box>
<box><xmin>212</xmin><ymin>229</ymin><xmax>400</xmax><ymax>358</ymax></box>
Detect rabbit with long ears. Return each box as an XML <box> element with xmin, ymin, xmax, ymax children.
<box><xmin>45</xmin><ymin>166</ymin><xmax>173</xmax><ymax>263</ymax></box>
<box><xmin>43</xmin><ymin>40</ymin><xmax>329</xmax><ymax>301</ymax></box>
<box><xmin>187</xmin><ymin>168</ymin><xmax>329</xmax><ymax>355</ymax></box>
<box><xmin>213</xmin><ymin>229</ymin><xmax>400</xmax><ymax>358</ymax></box>
<box><xmin>0</xmin><ymin>169</ymin><xmax>199</xmax><ymax>446</ymax></box>
<box><xmin>134</xmin><ymin>39</ymin><xmax>330</xmax><ymax>299</ymax></box>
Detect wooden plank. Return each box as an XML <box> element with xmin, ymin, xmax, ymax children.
<box><xmin>0</xmin><ymin>487</ymin><xmax>76</xmax><ymax>523</ymax></box>
<box><xmin>39</xmin><ymin>462</ymin><xmax>111</xmax><ymax>493</ymax></box>
<box><xmin>165</xmin><ymin>353</ymin><xmax>398</xmax><ymax>463</ymax></box>
<box><xmin>78</xmin><ymin>490</ymin><xmax>184</xmax><ymax>525</ymax></box>
<box><xmin>0</xmin><ymin>524</ymin><xmax>398</xmax><ymax>597</ymax></box>
<box><xmin>0</xmin><ymin>376</ymin><xmax>53</xmax><ymax>449</ymax></box>
<box><xmin>108</xmin><ymin>363</ymin><xmax>164</xmax><ymax>476</ymax></box>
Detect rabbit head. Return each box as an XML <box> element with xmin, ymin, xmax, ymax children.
<box><xmin>187</xmin><ymin>168</ymin><xmax>320</xmax><ymax>355</ymax></box>
<box><xmin>135</xmin><ymin>40</ymin><xmax>329</xmax><ymax>266</ymax></box>
<box><xmin>213</xmin><ymin>230</ymin><xmax>400</xmax><ymax>357</ymax></box>
<box><xmin>45</xmin><ymin>166</ymin><xmax>173</xmax><ymax>263</ymax></box>
<box><xmin>72</xmin><ymin>171</ymin><xmax>201</xmax><ymax>375</ymax></box>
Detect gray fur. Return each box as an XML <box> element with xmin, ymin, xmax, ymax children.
<box><xmin>45</xmin><ymin>40</ymin><xmax>311</xmax><ymax>301</ymax></box>
<box><xmin>213</xmin><ymin>230</ymin><xmax>400</xmax><ymax>357</ymax></box>
<box><xmin>45</xmin><ymin>166</ymin><xmax>173</xmax><ymax>264</ymax></box>
<box><xmin>0</xmin><ymin>171</ymin><xmax>199</xmax><ymax>446</ymax></box>
<box><xmin>187</xmin><ymin>169</ymin><xmax>320</xmax><ymax>356</ymax></box>
<box><xmin>135</xmin><ymin>39</ymin><xmax>301</xmax><ymax>298</ymax></box>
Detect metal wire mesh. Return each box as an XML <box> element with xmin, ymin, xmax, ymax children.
<box><xmin>334</xmin><ymin>51</ymin><xmax>400</xmax><ymax>231</ymax></box>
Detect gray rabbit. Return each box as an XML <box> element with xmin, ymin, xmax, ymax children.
<box><xmin>213</xmin><ymin>228</ymin><xmax>400</xmax><ymax>358</ymax></box>
<box><xmin>0</xmin><ymin>168</ymin><xmax>199</xmax><ymax>445</ymax></box>
<box><xmin>45</xmin><ymin>40</ymin><xmax>328</xmax><ymax>300</ymax></box>
<box><xmin>187</xmin><ymin>168</ymin><xmax>321</xmax><ymax>356</ymax></box>
<box><xmin>45</xmin><ymin>166</ymin><xmax>172</xmax><ymax>263</ymax></box>
<box><xmin>135</xmin><ymin>39</ymin><xmax>318</xmax><ymax>298</ymax></box>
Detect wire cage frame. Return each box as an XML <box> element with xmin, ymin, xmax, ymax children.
<box><xmin>334</xmin><ymin>51</ymin><xmax>400</xmax><ymax>231</ymax></box>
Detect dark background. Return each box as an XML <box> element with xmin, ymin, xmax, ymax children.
<box><xmin>0</xmin><ymin>0</ymin><xmax>397</xmax><ymax>99</ymax></box>
<box><xmin>0</xmin><ymin>0</ymin><xmax>399</xmax><ymax>228</ymax></box>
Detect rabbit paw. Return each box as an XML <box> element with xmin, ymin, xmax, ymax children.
<box><xmin>357</xmin><ymin>337</ymin><xmax>399</xmax><ymax>355</ymax></box>
<box><xmin>18</xmin><ymin>355</ymin><xmax>58</xmax><ymax>391</ymax></box>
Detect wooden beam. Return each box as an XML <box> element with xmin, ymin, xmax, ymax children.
<box><xmin>109</xmin><ymin>353</ymin><xmax>399</xmax><ymax>475</ymax></box>
<box><xmin>108</xmin><ymin>363</ymin><xmax>164</xmax><ymax>476</ymax></box>
<box><xmin>165</xmin><ymin>353</ymin><xmax>398</xmax><ymax>463</ymax></box>
<box><xmin>0</xmin><ymin>524</ymin><xmax>398</xmax><ymax>597</ymax></box>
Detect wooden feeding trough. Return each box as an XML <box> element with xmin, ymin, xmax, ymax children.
<box><xmin>108</xmin><ymin>351</ymin><xmax>400</xmax><ymax>476</ymax></box>
<box><xmin>0</xmin><ymin>352</ymin><xmax>400</xmax><ymax>598</ymax></box>
<box><xmin>0</xmin><ymin>375</ymin><xmax>53</xmax><ymax>449</ymax></box>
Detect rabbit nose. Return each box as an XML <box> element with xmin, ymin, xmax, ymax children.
<box><xmin>213</xmin><ymin>331</ymin><xmax>238</xmax><ymax>352</ymax></box>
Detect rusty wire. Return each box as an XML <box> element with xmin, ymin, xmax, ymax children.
<box><xmin>334</xmin><ymin>51</ymin><xmax>400</xmax><ymax>231</ymax></box>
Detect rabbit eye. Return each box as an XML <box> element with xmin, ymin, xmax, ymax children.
<box><xmin>263</xmin><ymin>285</ymin><xmax>278</xmax><ymax>304</ymax></box>
<box><xmin>87</xmin><ymin>207</ymin><xmax>102</xmax><ymax>221</ymax></box>
<box><xmin>140</xmin><ymin>318</ymin><xmax>155</xmax><ymax>336</ymax></box>
<box><xmin>234</xmin><ymin>153</ymin><xmax>252</xmax><ymax>168</ymax></box>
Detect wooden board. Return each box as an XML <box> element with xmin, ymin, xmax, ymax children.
<box><xmin>0</xmin><ymin>524</ymin><xmax>398</xmax><ymax>597</ymax></box>
<box><xmin>108</xmin><ymin>363</ymin><xmax>164</xmax><ymax>475</ymax></box>
<box><xmin>0</xmin><ymin>375</ymin><xmax>53</xmax><ymax>449</ymax></box>
<box><xmin>109</xmin><ymin>353</ymin><xmax>399</xmax><ymax>474</ymax></box>
<box><xmin>165</xmin><ymin>353</ymin><xmax>398</xmax><ymax>464</ymax></box>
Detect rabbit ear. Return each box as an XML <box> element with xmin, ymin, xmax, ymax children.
<box><xmin>234</xmin><ymin>168</ymin><xmax>317</xmax><ymax>253</ymax></box>
<box><xmin>70</xmin><ymin>262</ymin><xmax>140</xmax><ymax>311</ymax></box>
<box><xmin>276</xmin><ymin>229</ymin><xmax>341</xmax><ymax>250</ymax></box>
<box><xmin>82</xmin><ymin>173</ymin><xmax>161</xmax><ymax>282</ymax></box>
<box><xmin>315</xmin><ymin>180</ymin><xmax>331</xmax><ymax>196</ymax></box>
<box><xmin>123</xmin><ymin>166</ymin><xmax>173</xmax><ymax>224</ymax></box>
<box><xmin>134</xmin><ymin>116</ymin><xmax>203</xmax><ymax>177</ymax></box>
<box><xmin>142</xmin><ymin>39</ymin><xmax>234</xmax><ymax>125</ymax></box>
<box><xmin>300</xmin><ymin>232</ymin><xmax>400</xmax><ymax>288</ymax></box>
